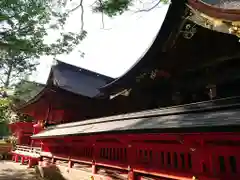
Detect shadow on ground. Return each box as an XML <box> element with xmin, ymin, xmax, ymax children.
<box><xmin>35</xmin><ymin>165</ymin><xmax>66</xmax><ymax>180</ymax></box>
<box><xmin>0</xmin><ymin>168</ymin><xmax>40</xmax><ymax>180</ymax></box>
<box><xmin>0</xmin><ymin>161</ymin><xmax>66</xmax><ymax>180</ymax></box>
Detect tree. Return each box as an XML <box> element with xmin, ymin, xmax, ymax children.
<box><xmin>1</xmin><ymin>0</ymin><xmax>166</xmax><ymax>59</ymax></box>
<box><xmin>0</xmin><ymin>0</ymin><xmax>88</xmax><ymax>129</ymax></box>
<box><xmin>0</xmin><ymin>98</ymin><xmax>10</xmax><ymax>123</ymax></box>
<box><xmin>0</xmin><ymin>80</ymin><xmax>43</xmax><ymax>126</ymax></box>
<box><xmin>71</xmin><ymin>0</ymin><xmax>169</xmax><ymax>17</ymax></box>
<box><xmin>1</xmin><ymin>0</ymin><xmax>89</xmax><ymax>88</ymax></box>
<box><xmin>13</xmin><ymin>80</ymin><xmax>44</xmax><ymax>104</ymax></box>
<box><xmin>0</xmin><ymin>0</ymin><xmax>86</xmax><ymax>56</ymax></box>
<box><xmin>0</xmin><ymin>97</ymin><xmax>10</xmax><ymax>136</ymax></box>
<box><xmin>10</xmin><ymin>80</ymin><xmax>46</xmax><ymax>123</ymax></box>
<box><xmin>0</xmin><ymin>81</ymin><xmax>36</xmax><ymax>128</ymax></box>
<box><xmin>0</xmin><ymin>96</ymin><xmax>33</xmax><ymax>138</ymax></box>
<box><xmin>0</xmin><ymin>50</ymin><xmax>39</xmax><ymax>88</ymax></box>
<box><xmin>51</xmin><ymin>0</ymin><xmax>169</xmax><ymax>30</ymax></box>
<box><xmin>95</xmin><ymin>0</ymin><xmax>169</xmax><ymax>14</ymax></box>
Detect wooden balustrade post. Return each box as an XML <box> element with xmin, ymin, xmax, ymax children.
<box><xmin>92</xmin><ymin>161</ymin><xmax>97</xmax><ymax>174</ymax></box>
<box><xmin>14</xmin><ymin>154</ymin><xmax>19</xmax><ymax>162</ymax></box>
<box><xmin>12</xmin><ymin>154</ymin><xmax>15</xmax><ymax>161</ymax></box>
<box><xmin>51</xmin><ymin>157</ymin><xmax>56</xmax><ymax>164</ymax></box>
<box><xmin>28</xmin><ymin>158</ymin><xmax>33</xmax><ymax>168</ymax></box>
<box><xmin>128</xmin><ymin>166</ymin><xmax>135</xmax><ymax>180</ymax></box>
<box><xmin>127</xmin><ymin>143</ymin><xmax>136</xmax><ymax>180</ymax></box>
<box><xmin>68</xmin><ymin>160</ymin><xmax>73</xmax><ymax>168</ymax></box>
<box><xmin>21</xmin><ymin>156</ymin><xmax>25</xmax><ymax>165</ymax></box>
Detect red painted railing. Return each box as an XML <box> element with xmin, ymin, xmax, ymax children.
<box><xmin>39</xmin><ymin>132</ymin><xmax>240</xmax><ymax>180</ymax></box>
<box><xmin>11</xmin><ymin>145</ymin><xmax>41</xmax><ymax>167</ymax></box>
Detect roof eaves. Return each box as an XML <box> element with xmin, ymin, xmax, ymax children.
<box><xmin>188</xmin><ymin>0</ymin><xmax>240</xmax><ymax>21</ymax></box>
<box><xmin>12</xmin><ymin>86</ymin><xmax>48</xmax><ymax>112</ymax></box>
<box><xmin>99</xmin><ymin>0</ymin><xmax>186</xmax><ymax>93</ymax></box>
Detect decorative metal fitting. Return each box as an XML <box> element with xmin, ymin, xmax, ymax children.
<box><xmin>181</xmin><ymin>23</ymin><xmax>197</xmax><ymax>39</ymax></box>
<box><xmin>229</xmin><ymin>25</ymin><xmax>240</xmax><ymax>38</ymax></box>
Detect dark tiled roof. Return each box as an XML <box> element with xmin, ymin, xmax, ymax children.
<box><xmin>14</xmin><ymin>61</ymin><xmax>114</xmax><ymax>110</ymax></box>
<box><xmin>51</xmin><ymin>61</ymin><xmax>114</xmax><ymax>97</ymax></box>
<box><xmin>32</xmin><ymin>96</ymin><xmax>240</xmax><ymax>138</ymax></box>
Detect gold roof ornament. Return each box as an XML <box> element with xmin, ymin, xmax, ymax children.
<box><xmin>187</xmin><ymin>4</ymin><xmax>240</xmax><ymax>39</ymax></box>
<box><xmin>181</xmin><ymin>23</ymin><xmax>198</xmax><ymax>39</ymax></box>
<box><xmin>229</xmin><ymin>25</ymin><xmax>240</xmax><ymax>37</ymax></box>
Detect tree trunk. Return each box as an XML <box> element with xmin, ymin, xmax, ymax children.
<box><xmin>4</xmin><ymin>63</ymin><xmax>13</xmax><ymax>88</ymax></box>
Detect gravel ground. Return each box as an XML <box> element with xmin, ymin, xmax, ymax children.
<box><xmin>0</xmin><ymin>161</ymin><xmax>41</xmax><ymax>180</ymax></box>
<box><xmin>0</xmin><ymin>161</ymin><xmax>88</xmax><ymax>180</ymax></box>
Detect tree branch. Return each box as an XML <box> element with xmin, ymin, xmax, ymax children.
<box><xmin>68</xmin><ymin>0</ymin><xmax>83</xmax><ymax>13</ymax></box>
<box><xmin>67</xmin><ymin>0</ymin><xmax>84</xmax><ymax>32</ymax></box>
<box><xmin>80</xmin><ymin>0</ymin><xmax>84</xmax><ymax>32</ymax></box>
<box><xmin>98</xmin><ymin>0</ymin><xmax>105</xmax><ymax>29</ymax></box>
<box><xmin>135</xmin><ymin>0</ymin><xmax>162</xmax><ymax>13</ymax></box>
<box><xmin>0</xmin><ymin>42</ymin><xmax>35</xmax><ymax>53</ymax></box>
<box><xmin>0</xmin><ymin>77</ymin><xmax>5</xmax><ymax>85</ymax></box>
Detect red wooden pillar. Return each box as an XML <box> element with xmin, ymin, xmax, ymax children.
<box><xmin>209</xmin><ymin>152</ymin><xmax>219</xmax><ymax>176</ymax></box>
<box><xmin>165</xmin><ymin>152</ymin><xmax>169</xmax><ymax>169</ymax></box>
<box><xmin>127</xmin><ymin>144</ymin><xmax>136</xmax><ymax>180</ymax></box>
<box><xmin>237</xmin><ymin>156</ymin><xmax>240</xmax><ymax>174</ymax></box>
<box><xmin>14</xmin><ymin>154</ymin><xmax>19</xmax><ymax>162</ymax></box>
<box><xmin>17</xmin><ymin>131</ymin><xmax>23</xmax><ymax>145</ymax></box>
<box><xmin>191</xmin><ymin>150</ymin><xmax>202</xmax><ymax>175</ymax></box>
<box><xmin>21</xmin><ymin>156</ymin><xmax>25</xmax><ymax>165</ymax></box>
<box><xmin>171</xmin><ymin>152</ymin><xmax>175</xmax><ymax>168</ymax></box>
<box><xmin>28</xmin><ymin>158</ymin><xmax>33</xmax><ymax>168</ymax></box>
<box><xmin>51</xmin><ymin>157</ymin><xmax>56</xmax><ymax>164</ymax></box>
<box><xmin>68</xmin><ymin>160</ymin><xmax>73</xmax><ymax>168</ymax></box>
<box><xmin>32</xmin><ymin>121</ymin><xmax>44</xmax><ymax>147</ymax></box>
<box><xmin>92</xmin><ymin>161</ymin><xmax>97</xmax><ymax>174</ymax></box>
<box><xmin>92</xmin><ymin>143</ymin><xmax>98</xmax><ymax>175</ymax></box>
<box><xmin>38</xmin><ymin>156</ymin><xmax>43</xmax><ymax>166</ymax></box>
<box><xmin>12</xmin><ymin>154</ymin><xmax>15</xmax><ymax>161</ymax></box>
<box><xmin>128</xmin><ymin>166</ymin><xmax>135</xmax><ymax>180</ymax></box>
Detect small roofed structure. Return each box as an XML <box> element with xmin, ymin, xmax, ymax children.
<box><xmin>10</xmin><ymin>61</ymin><xmax>116</xmax><ymax>167</ymax></box>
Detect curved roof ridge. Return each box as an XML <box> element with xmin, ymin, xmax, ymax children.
<box><xmin>99</xmin><ymin>0</ymin><xmax>184</xmax><ymax>93</ymax></box>
<box><xmin>54</xmin><ymin>60</ymin><xmax>114</xmax><ymax>82</ymax></box>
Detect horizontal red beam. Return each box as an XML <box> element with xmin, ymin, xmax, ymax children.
<box><xmin>188</xmin><ymin>0</ymin><xmax>240</xmax><ymax>21</ymax></box>
<box><xmin>41</xmin><ymin>132</ymin><xmax>240</xmax><ymax>140</ymax></box>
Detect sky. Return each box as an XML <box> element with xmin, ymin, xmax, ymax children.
<box><xmin>31</xmin><ymin>1</ymin><xmax>170</xmax><ymax>84</ymax></box>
